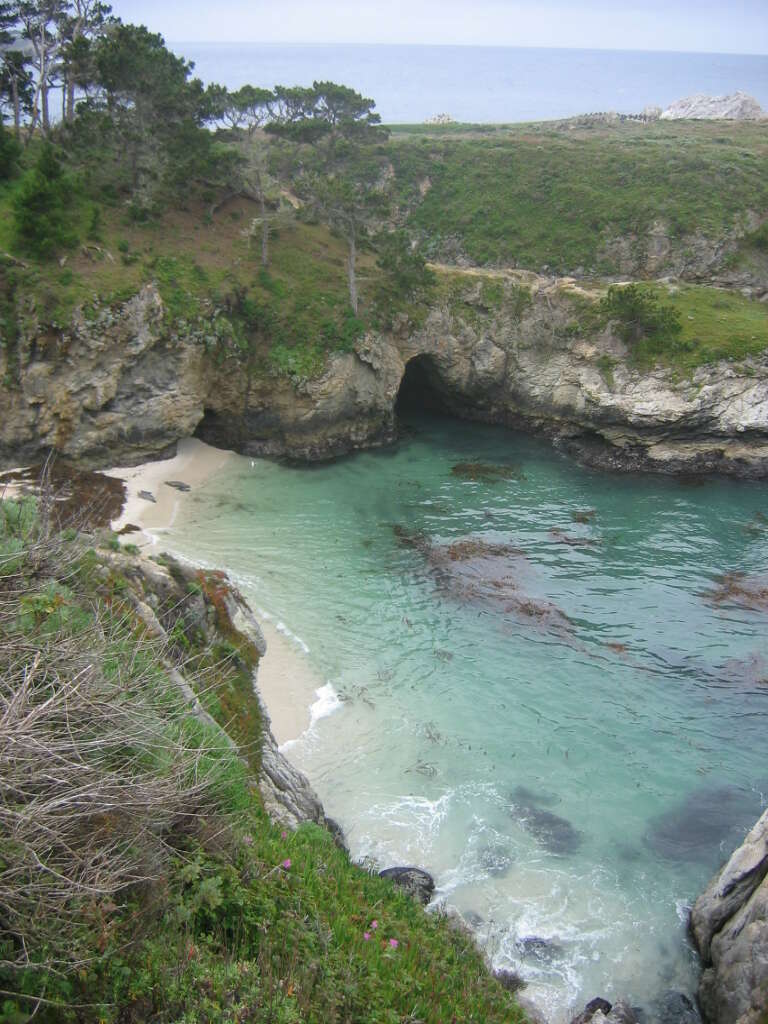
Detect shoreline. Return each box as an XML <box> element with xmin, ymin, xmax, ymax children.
<box><xmin>106</xmin><ymin>437</ymin><xmax>318</xmax><ymax>748</ymax></box>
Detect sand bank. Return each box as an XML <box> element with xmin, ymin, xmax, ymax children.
<box><xmin>106</xmin><ymin>437</ymin><xmax>320</xmax><ymax>748</ymax></box>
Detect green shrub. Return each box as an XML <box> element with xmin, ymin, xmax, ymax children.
<box><xmin>11</xmin><ymin>144</ymin><xmax>79</xmax><ymax>259</ymax></box>
<box><xmin>599</xmin><ymin>284</ymin><xmax>682</xmax><ymax>344</ymax></box>
<box><xmin>0</xmin><ymin>121</ymin><xmax>20</xmax><ymax>181</ymax></box>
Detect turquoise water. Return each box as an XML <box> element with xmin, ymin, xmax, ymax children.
<box><xmin>165</xmin><ymin>413</ymin><xmax>768</xmax><ymax>1022</ymax></box>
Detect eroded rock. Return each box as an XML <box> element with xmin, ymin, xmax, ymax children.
<box><xmin>378</xmin><ymin>866</ymin><xmax>435</xmax><ymax>905</ymax></box>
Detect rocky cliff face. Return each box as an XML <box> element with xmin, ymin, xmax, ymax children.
<box><xmin>691</xmin><ymin>809</ymin><xmax>768</xmax><ymax>1024</ymax></box>
<box><xmin>2</xmin><ymin>274</ymin><xmax>768</xmax><ymax>479</ymax></box>
<box><xmin>104</xmin><ymin>545</ymin><xmax>328</xmax><ymax>833</ymax></box>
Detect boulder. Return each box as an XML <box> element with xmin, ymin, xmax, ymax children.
<box><xmin>691</xmin><ymin>810</ymin><xmax>768</xmax><ymax>1024</ymax></box>
<box><xmin>570</xmin><ymin>997</ymin><xmax>613</xmax><ymax>1023</ymax></box>
<box><xmin>378</xmin><ymin>866</ymin><xmax>435</xmax><ymax>905</ymax></box>
<box><xmin>691</xmin><ymin>809</ymin><xmax>768</xmax><ymax>960</ymax></box>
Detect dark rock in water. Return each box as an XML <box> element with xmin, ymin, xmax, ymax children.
<box><xmin>701</xmin><ymin>570</ymin><xmax>768</xmax><ymax>614</ymax></box>
<box><xmin>379</xmin><ymin>866</ymin><xmax>435</xmax><ymax>905</ymax></box>
<box><xmin>569</xmin><ymin>997</ymin><xmax>612</xmax><ymax>1024</ymax></box>
<box><xmin>645</xmin><ymin>785</ymin><xmax>761</xmax><ymax>863</ymax></box>
<box><xmin>513</xmin><ymin>784</ymin><xmax>561</xmax><ymax>807</ymax></box>
<box><xmin>511</xmin><ymin>794</ymin><xmax>582</xmax><ymax>855</ymax></box>
<box><xmin>493</xmin><ymin>967</ymin><xmax>526</xmax><ymax>993</ymax></box>
<box><xmin>648</xmin><ymin>991</ymin><xmax>701</xmax><ymax>1024</ymax></box>
<box><xmin>451</xmin><ymin>461</ymin><xmax>525</xmax><ymax>483</ymax></box>
<box><xmin>516</xmin><ymin>935</ymin><xmax>564</xmax><ymax>962</ymax></box>
<box><xmin>164</xmin><ymin>479</ymin><xmax>191</xmax><ymax>492</ymax></box>
<box><xmin>572</xmin><ymin>509</ymin><xmax>597</xmax><ymax>525</ymax></box>
<box><xmin>138</xmin><ymin>489</ymin><xmax>157</xmax><ymax>503</ymax></box>
<box><xmin>462</xmin><ymin>909</ymin><xmax>485</xmax><ymax>929</ymax></box>
<box><xmin>549</xmin><ymin>527</ymin><xmax>598</xmax><ymax>547</ymax></box>
<box><xmin>604</xmin><ymin>1002</ymin><xmax>640</xmax><ymax>1024</ymax></box>
<box><xmin>716</xmin><ymin>652</ymin><xmax>768</xmax><ymax>689</ymax></box>
<box><xmin>391</xmin><ymin>523</ymin><xmax>430</xmax><ymax>553</ymax></box>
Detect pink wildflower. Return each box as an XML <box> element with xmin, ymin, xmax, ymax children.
<box><xmin>363</xmin><ymin>932</ymin><xmax>371</xmax><ymax>941</ymax></box>
<box><xmin>281</xmin><ymin>831</ymin><xmax>287</xmax><ymax>839</ymax></box>
<box><xmin>242</xmin><ymin>835</ymin><xmax>253</xmax><ymax>846</ymax></box>
<box><xmin>281</xmin><ymin>858</ymin><xmax>292</xmax><ymax>870</ymax></box>
<box><xmin>388</xmin><ymin>938</ymin><xmax>399</xmax><ymax>949</ymax></box>
<box><xmin>371</xmin><ymin>919</ymin><xmax>378</xmax><ymax>930</ymax></box>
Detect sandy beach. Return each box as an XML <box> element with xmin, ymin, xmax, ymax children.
<box><xmin>105</xmin><ymin>437</ymin><xmax>318</xmax><ymax>748</ymax></box>
<box><xmin>106</xmin><ymin>437</ymin><xmax>234</xmax><ymax>536</ymax></box>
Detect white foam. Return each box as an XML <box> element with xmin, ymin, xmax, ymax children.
<box><xmin>310</xmin><ymin>682</ymin><xmax>343</xmax><ymax>725</ymax></box>
<box><xmin>275</xmin><ymin>619</ymin><xmax>311</xmax><ymax>654</ymax></box>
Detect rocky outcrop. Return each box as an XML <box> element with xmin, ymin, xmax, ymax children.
<box><xmin>660</xmin><ymin>93</ymin><xmax>767</xmax><ymax>121</ymax></box>
<box><xmin>378</xmin><ymin>866</ymin><xmax>436</xmax><ymax>905</ymax></box>
<box><xmin>691</xmin><ymin>809</ymin><xmax>768</xmax><ymax>1024</ymax></box>
<box><xmin>2</xmin><ymin>273</ymin><xmax>768</xmax><ymax>479</ymax></box>
<box><xmin>102</xmin><ymin>546</ymin><xmax>328</xmax><ymax>834</ymax></box>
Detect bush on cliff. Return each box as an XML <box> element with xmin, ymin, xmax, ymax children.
<box><xmin>599</xmin><ymin>283</ymin><xmax>683</xmax><ymax>345</ymax></box>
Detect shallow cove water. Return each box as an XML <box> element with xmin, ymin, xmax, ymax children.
<box><xmin>165</xmin><ymin>412</ymin><xmax>768</xmax><ymax>1022</ymax></box>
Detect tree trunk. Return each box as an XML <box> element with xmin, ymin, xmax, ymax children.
<box><xmin>12</xmin><ymin>78</ymin><xmax>20</xmax><ymax>137</ymax></box>
<box><xmin>347</xmin><ymin>231</ymin><xmax>358</xmax><ymax>315</ymax></box>
<box><xmin>259</xmin><ymin>189</ymin><xmax>269</xmax><ymax>267</ymax></box>
<box><xmin>41</xmin><ymin>79</ymin><xmax>50</xmax><ymax>134</ymax></box>
<box><xmin>66</xmin><ymin>79</ymin><xmax>76</xmax><ymax>122</ymax></box>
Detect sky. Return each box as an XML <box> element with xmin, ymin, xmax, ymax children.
<box><xmin>107</xmin><ymin>0</ymin><xmax>768</xmax><ymax>54</ymax></box>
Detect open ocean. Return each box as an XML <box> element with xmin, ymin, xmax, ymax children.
<box><xmin>174</xmin><ymin>42</ymin><xmax>768</xmax><ymax>122</ymax></box>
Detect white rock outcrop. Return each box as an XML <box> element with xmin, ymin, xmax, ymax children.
<box><xmin>660</xmin><ymin>92</ymin><xmax>767</xmax><ymax>121</ymax></box>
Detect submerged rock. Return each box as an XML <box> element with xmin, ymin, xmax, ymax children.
<box><xmin>451</xmin><ymin>461</ymin><xmax>525</xmax><ymax>483</ymax></box>
<box><xmin>515</xmin><ymin>935</ymin><xmax>564</xmax><ymax>962</ymax></box>
<box><xmin>645</xmin><ymin>785</ymin><xmax>761</xmax><ymax>864</ymax></box>
<box><xmin>378</xmin><ymin>866</ymin><xmax>435</xmax><ymax>905</ymax></box>
<box><xmin>511</xmin><ymin>791</ymin><xmax>582</xmax><ymax>856</ymax></box>
<box><xmin>702</xmin><ymin>572</ymin><xmax>768</xmax><ymax>614</ymax></box>
<box><xmin>649</xmin><ymin>991</ymin><xmax>702</xmax><ymax>1024</ymax></box>
<box><xmin>164</xmin><ymin>479</ymin><xmax>191</xmax><ymax>492</ymax></box>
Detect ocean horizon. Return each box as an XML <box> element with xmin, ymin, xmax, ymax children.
<box><xmin>173</xmin><ymin>41</ymin><xmax>768</xmax><ymax>123</ymax></box>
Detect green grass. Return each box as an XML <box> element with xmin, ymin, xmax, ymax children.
<box><xmin>630</xmin><ymin>282</ymin><xmax>768</xmax><ymax>370</ymax></box>
<box><xmin>390</xmin><ymin>120</ymin><xmax>768</xmax><ymax>273</ymax></box>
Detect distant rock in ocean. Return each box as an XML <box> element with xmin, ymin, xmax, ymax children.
<box><xmin>660</xmin><ymin>91</ymin><xmax>767</xmax><ymax>121</ymax></box>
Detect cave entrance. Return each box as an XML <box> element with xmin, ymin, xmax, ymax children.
<box><xmin>395</xmin><ymin>354</ymin><xmax>451</xmax><ymax>418</ymax></box>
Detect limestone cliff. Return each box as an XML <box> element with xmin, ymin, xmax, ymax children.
<box><xmin>2</xmin><ymin>273</ymin><xmax>767</xmax><ymax>479</ymax></box>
